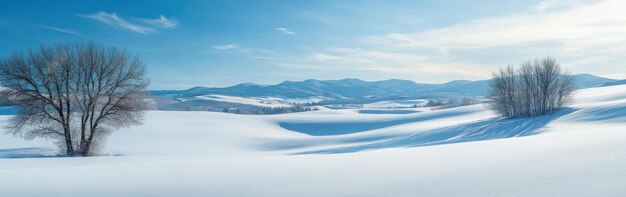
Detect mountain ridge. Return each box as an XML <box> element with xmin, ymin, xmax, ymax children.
<box><xmin>151</xmin><ymin>74</ymin><xmax>616</xmax><ymax>100</ymax></box>
<box><xmin>602</xmin><ymin>79</ymin><xmax>626</xmax><ymax>87</ymax></box>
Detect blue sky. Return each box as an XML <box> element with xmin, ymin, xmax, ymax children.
<box><xmin>1</xmin><ymin>0</ymin><xmax>625</xmax><ymax>89</ymax></box>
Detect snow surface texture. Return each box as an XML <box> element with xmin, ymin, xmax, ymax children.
<box><xmin>2</xmin><ymin>85</ymin><xmax>626</xmax><ymax>196</ymax></box>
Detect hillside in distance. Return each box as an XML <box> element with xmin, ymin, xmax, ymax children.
<box><xmin>602</xmin><ymin>79</ymin><xmax>626</xmax><ymax>87</ymax></box>
<box><xmin>149</xmin><ymin>74</ymin><xmax>616</xmax><ymax>113</ymax></box>
<box><xmin>152</xmin><ymin>74</ymin><xmax>614</xmax><ymax>100</ymax></box>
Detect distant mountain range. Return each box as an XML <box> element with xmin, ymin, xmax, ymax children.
<box><xmin>147</xmin><ymin>74</ymin><xmax>618</xmax><ymax>113</ymax></box>
<box><xmin>151</xmin><ymin>74</ymin><xmax>616</xmax><ymax>101</ymax></box>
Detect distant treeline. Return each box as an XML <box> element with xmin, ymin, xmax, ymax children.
<box><xmin>221</xmin><ymin>105</ymin><xmax>318</xmax><ymax>114</ymax></box>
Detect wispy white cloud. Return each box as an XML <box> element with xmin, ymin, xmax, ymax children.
<box><xmin>38</xmin><ymin>25</ymin><xmax>81</xmax><ymax>36</ymax></box>
<box><xmin>79</xmin><ymin>12</ymin><xmax>178</xmax><ymax>34</ymax></box>
<box><xmin>214</xmin><ymin>44</ymin><xmax>240</xmax><ymax>50</ymax></box>
<box><xmin>260</xmin><ymin>1</ymin><xmax>626</xmax><ymax>82</ymax></box>
<box><xmin>311</xmin><ymin>53</ymin><xmax>344</xmax><ymax>61</ymax></box>
<box><xmin>365</xmin><ymin>0</ymin><xmax>625</xmax><ymax>51</ymax></box>
<box><xmin>79</xmin><ymin>12</ymin><xmax>156</xmax><ymax>34</ymax></box>
<box><xmin>275</xmin><ymin>27</ymin><xmax>296</xmax><ymax>35</ymax></box>
<box><xmin>199</xmin><ymin>1</ymin><xmax>626</xmax><ymax>82</ymax></box>
<box><xmin>357</xmin><ymin>0</ymin><xmax>626</xmax><ymax>79</ymax></box>
<box><xmin>214</xmin><ymin>44</ymin><xmax>278</xmax><ymax>53</ymax></box>
<box><xmin>311</xmin><ymin>51</ymin><xmax>372</xmax><ymax>64</ymax></box>
<box><xmin>536</xmin><ymin>0</ymin><xmax>557</xmax><ymax>10</ymax></box>
<box><xmin>212</xmin><ymin>44</ymin><xmax>281</xmax><ymax>61</ymax></box>
<box><xmin>535</xmin><ymin>0</ymin><xmax>587</xmax><ymax>10</ymax></box>
<box><xmin>336</xmin><ymin>48</ymin><xmax>479</xmax><ymax>76</ymax></box>
<box><xmin>275</xmin><ymin>47</ymin><xmax>490</xmax><ymax>82</ymax></box>
<box><xmin>140</xmin><ymin>15</ymin><xmax>179</xmax><ymax>28</ymax></box>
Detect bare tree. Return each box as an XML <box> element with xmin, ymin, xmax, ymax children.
<box><xmin>489</xmin><ymin>65</ymin><xmax>518</xmax><ymax>117</ymax></box>
<box><xmin>0</xmin><ymin>41</ymin><xmax>150</xmax><ymax>156</ymax></box>
<box><xmin>487</xmin><ymin>57</ymin><xmax>575</xmax><ymax>118</ymax></box>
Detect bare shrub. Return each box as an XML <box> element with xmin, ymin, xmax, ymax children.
<box><xmin>487</xmin><ymin>57</ymin><xmax>575</xmax><ymax>118</ymax></box>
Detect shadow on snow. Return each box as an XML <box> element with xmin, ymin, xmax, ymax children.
<box><xmin>565</xmin><ymin>104</ymin><xmax>626</xmax><ymax>122</ymax></box>
<box><xmin>357</xmin><ymin>109</ymin><xmax>419</xmax><ymax>114</ymax></box>
<box><xmin>293</xmin><ymin>108</ymin><xmax>576</xmax><ymax>154</ymax></box>
<box><xmin>0</xmin><ymin>147</ymin><xmax>62</xmax><ymax>159</ymax></box>
<box><xmin>279</xmin><ymin>108</ymin><xmax>475</xmax><ymax>136</ymax></box>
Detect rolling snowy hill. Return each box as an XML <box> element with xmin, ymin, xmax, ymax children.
<box><xmin>602</xmin><ymin>78</ymin><xmax>626</xmax><ymax>87</ymax></box>
<box><xmin>1</xmin><ymin>84</ymin><xmax>626</xmax><ymax>196</ymax></box>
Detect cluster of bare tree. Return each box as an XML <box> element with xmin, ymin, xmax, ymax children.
<box><xmin>0</xmin><ymin>42</ymin><xmax>150</xmax><ymax>156</ymax></box>
<box><xmin>425</xmin><ymin>97</ymin><xmax>478</xmax><ymax>110</ymax></box>
<box><xmin>487</xmin><ymin>57</ymin><xmax>575</xmax><ymax>118</ymax></box>
<box><xmin>423</xmin><ymin>99</ymin><xmax>446</xmax><ymax>107</ymax></box>
<box><xmin>219</xmin><ymin>105</ymin><xmax>317</xmax><ymax>114</ymax></box>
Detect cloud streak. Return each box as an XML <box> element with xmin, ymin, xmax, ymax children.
<box><xmin>79</xmin><ymin>12</ymin><xmax>178</xmax><ymax>34</ymax></box>
<box><xmin>214</xmin><ymin>44</ymin><xmax>240</xmax><ymax>50</ymax></box>
<box><xmin>38</xmin><ymin>25</ymin><xmax>81</xmax><ymax>36</ymax></box>
<box><xmin>272</xmin><ymin>46</ymin><xmax>491</xmax><ymax>83</ymax></box>
<box><xmin>275</xmin><ymin>27</ymin><xmax>295</xmax><ymax>35</ymax></box>
<box><xmin>140</xmin><ymin>15</ymin><xmax>179</xmax><ymax>28</ymax></box>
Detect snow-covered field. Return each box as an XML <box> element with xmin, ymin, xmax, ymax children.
<box><xmin>180</xmin><ymin>94</ymin><xmax>332</xmax><ymax>107</ymax></box>
<box><xmin>2</xmin><ymin>85</ymin><xmax>626</xmax><ymax>196</ymax></box>
<box><xmin>182</xmin><ymin>94</ymin><xmax>292</xmax><ymax>107</ymax></box>
<box><xmin>362</xmin><ymin>99</ymin><xmax>427</xmax><ymax>108</ymax></box>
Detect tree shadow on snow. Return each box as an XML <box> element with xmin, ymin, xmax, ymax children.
<box><xmin>357</xmin><ymin>109</ymin><xmax>419</xmax><ymax>114</ymax></box>
<box><xmin>279</xmin><ymin>108</ymin><xmax>475</xmax><ymax>136</ymax></box>
<box><xmin>565</xmin><ymin>104</ymin><xmax>626</xmax><ymax>122</ymax></box>
<box><xmin>0</xmin><ymin>147</ymin><xmax>62</xmax><ymax>159</ymax></box>
<box><xmin>296</xmin><ymin>108</ymin><xmax>576</xmax><ymax>154</ymax></box>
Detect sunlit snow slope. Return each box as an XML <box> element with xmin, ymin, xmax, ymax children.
<box><xmin>1</xmin><ymin>85</ymin><xmax>626</xmax><ymax>196</ymax></box>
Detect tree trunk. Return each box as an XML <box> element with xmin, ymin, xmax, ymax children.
<box><xmin>78</xmin><ymin>140</ymin><xmax>91</xmax><ymax>157</ymax></box>
<box><xmin>63</xmin><ymin>125</ymin><xmax>74</xmax><ymax>156</ymax></box>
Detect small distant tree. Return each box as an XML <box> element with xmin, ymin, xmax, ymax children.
<box><xmin>424</xmin><ymin>99</ymin><xmax>445</xmax><ymax>107</ymax></box>
<box><xmin>487</xmin><ymin>56</ymin><xmax>575</xmax><ymax>118</ymax></box>
<box><xmin>0</xmin><ymin>41</ymin><xmax>150</xmax><ymax>156</ymax></box>
<box><xmin>459</xmin><ymin>97</ymin><xmax>476</xmax><ymax>106</ymax></box>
